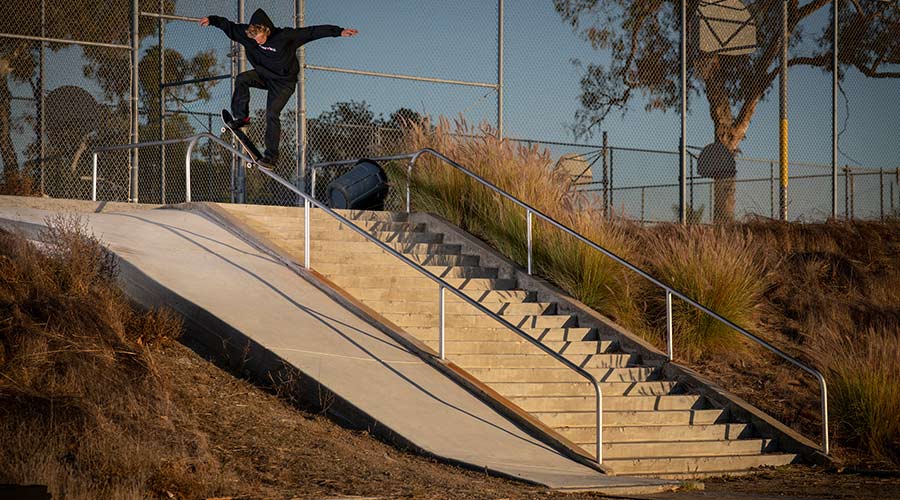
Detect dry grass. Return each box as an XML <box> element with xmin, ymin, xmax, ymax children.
<box><xmin>638</xmin><ymin>225</ymin><xmax>771</xmax><ymax>361</ymax></box>
<box><xmin>399</xmin><ymin>117</ymin><xmax>640</xmax><ymax>323</ymax></box>
<box><xmin>810</xmin><ymin>323</ymin><xmax>900</xmax><ymax>464</ymax></box>
<box><xmin>0</xmin><ymin>215</ymin><xmax>217</xmax><ymax>499</ymax></box>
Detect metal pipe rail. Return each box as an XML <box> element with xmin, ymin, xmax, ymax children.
<box><xmin>92</xmin><ymin>136</ymin><xmax>605</xmax><ymax>463</ymax></box>
<box><xmin>93</xmin><ymin>133</ymin><xmax>241</xmax><ymax>203</ymax></box>
<box><xmin>311</xmin><ymin>148</ymin><xmax>830</xmax><ymax>455</ymax></box>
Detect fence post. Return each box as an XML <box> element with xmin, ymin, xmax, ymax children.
<box><xmin>891</xmin><ymin>176</ymin><xmax>896</xmax><ymax>217</ymax></box>
<box><xmin>39</xmin><ymin>0</ymin><xmax>46</xmax><ymax>195</ymax></box>
<box><xmin>689</xmin><ymin>155</ymin><xmax>695</xmax><ymax>219</ymax></box>
<box><xmin>602</xmin><ymin>131</ymin><xmax>609</xmax><ymax>216</ymax></box>
<box><xmin>844</xmin><ymin>166</ymin><xmax>849</xmax><ymax>219</ymax></box>
<box><xmin>497</xmin><ymin>0</ymin><xmax>504</xmax><ymax>137</ymax></box>
<box><xmin>832</xmin><ymin>0</ymin><xmax>839</xmax><ymax>220</ymax></box>
<box><xmin>850</xmin><ymin>169</ymin><xmax>855</xmax><ymax>220</ymax></box>
<box><xmin>296</xmin><ymin>0</ymin><xmax>306</xmax><ymax>203</ymax></box>
<box><xmin>236</xmin><ymin>0</ymin><xmax>246</xmax><ymax>204</ymax></box>
<box><xmin>679</xmin><ymin>0</ymin><xmax>687</xmax><ymax>225</ymax></box>
<box><xmin>159</xmin><ymin>0</ymin><xmax>166</xmax><ymax>204</ymax></box>
<box><xmin>609</xmin><ymin>148</ymin><xmax>614</xmax><ymax>218</ymax></box>
<box><xmin>130</xmin><ymin>0</ymin><xmax>140</xmax><ymax>203</ymax></box>
<box><xmin>770</xmin><ymin>162</ymin><xmax>775</xmax><ymax>219</ymax></box>
<box><xmin>641</xmin><ymin>187</ymin><xmax>645</xmax><ymax>223</ymax></box>
<box><xmin>880</xmin><ymin>169</ymin><xmax>884</xmax><ymax>221</ymax></box>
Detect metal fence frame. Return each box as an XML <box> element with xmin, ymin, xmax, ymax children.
<box><xmin>2</xmin><ymin>0</ymin><xmax>898</xmax><ymax>222</ymax></box>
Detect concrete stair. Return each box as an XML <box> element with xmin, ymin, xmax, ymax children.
<box><xmin>219</xmin><ymin>204</ymin><xmax>800</xmax><ymax>478</ymax></box>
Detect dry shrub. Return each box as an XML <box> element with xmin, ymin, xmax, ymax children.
<box><xmin>400</xmin><ymin>116</ymin><xmax>639</xmax><ymax>322</ymax></box>
<box><xmin>0</xmin><ymin>215</ymin><xmax>216</xmax><ymax>499</ymax></box>
<box><xmin>809</xmin><ymin>323</ymin><xmax>900</xmax><ymax>464</ymax></box>
<box><xmin>640</xmin><ymin>225</ymin><xmax>770</xmax><ymax>360</ymax></box>
<box><xmin>0</xmin><ymin>171</ymin><xmax>40</xmax><ymax>197</ymax></box>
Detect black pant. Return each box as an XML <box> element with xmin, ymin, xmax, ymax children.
<box><xmin>231</xmin><ymin>70</ymin><xmax>296</xmax><ymax>159</ymax></box>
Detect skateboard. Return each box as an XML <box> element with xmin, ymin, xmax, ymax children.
<box><xmin>221</xmin><ymin>109</ymin><xmax>268</xmax><ymax>169</ymax></box>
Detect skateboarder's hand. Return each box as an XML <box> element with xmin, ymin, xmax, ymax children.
<box><xmin>341</xmin><ymin>28</ymin><xmax>358</xmax><ymax>37</ymax></box>
<box><xmin>198</xmin><ymin>17</ymin><xmax>210</xmax><ymax>27</ymax></box>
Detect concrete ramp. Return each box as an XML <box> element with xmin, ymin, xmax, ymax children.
<box><xmin>0</xmin><ymin>200</ymin><xmax>672</xmax><ymax>494</ymax></box>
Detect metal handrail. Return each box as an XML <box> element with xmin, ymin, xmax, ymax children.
<box><xmin>311</xmin><ymin>147</ymin><xmax>830</xmax><ymax>455</ymax></box>
<box><xmin>93</xmin><ymin>132</ymin><xmax>241</xmax><ymax>203</ymax></box>
<box><xmin>92</xmin><ymin>136</ymin><xmax>605</xmax><ymax>464</ymax></box>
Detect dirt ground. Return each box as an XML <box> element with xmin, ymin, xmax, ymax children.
<box><xmin>160</xmin><ymin>340</ymin><xmax>900</xmax><ymax>500</ymax></box>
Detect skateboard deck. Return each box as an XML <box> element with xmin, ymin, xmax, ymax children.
<box><xmin>221</xmin><ymin>109</ymin><xmax>265</xmax><ymax>167</ymax></box>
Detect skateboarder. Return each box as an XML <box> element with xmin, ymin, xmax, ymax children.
<box><xmin>200</xmin><ymin>9</ymin><xmax>357</xmax><ymax>168</ymax></box>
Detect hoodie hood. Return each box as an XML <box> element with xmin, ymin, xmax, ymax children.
<box><xmin>249</xmin><ymin>8</ymin><xmax>275</xmax><ymax>30</ymax></box>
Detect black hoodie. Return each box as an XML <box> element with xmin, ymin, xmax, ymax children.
<box><xmin>208</xmin><ymin>9</ymin><xmax>342</xmax><ymax>84</ymax></box>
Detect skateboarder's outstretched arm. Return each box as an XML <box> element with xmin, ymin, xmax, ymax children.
<box><xmin>199</xmin><ymin>16</ymin><xmax>249</xmax><ymax>44</ymax></box>
<box><xmin>285</xmin><ymin>25</ymin><xmax>359</xmax><ymax>50</ymax></box>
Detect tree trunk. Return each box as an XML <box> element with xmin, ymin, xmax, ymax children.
<box><xmin>0</xmin><ymin>71</ymin><xmax>20</xmax><ymax>178</ymax></box>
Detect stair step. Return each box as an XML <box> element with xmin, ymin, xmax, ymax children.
<box><xmin>383</xmin><ymin>313</ymin><xmax>577</xmax><ymax>329</ymax></box>
<box><xmin>491</xmin><ymin>381</ymin><xmax>680</xmax><ymax>398</ymax></box>
<box><xmin>275</xmin><ymin>230</ymin><xmax>444</xmax><ymax>244</ymax></box>
<box><xmin>442</xmin><ymin>339</ymin><xmax>616</xmax><ymax>355</ymax></box>
<box><xmin>223</xmin><ymin>205</ymin><xmax>408</xmax><ymax>222</ymax></box>
<box><xmin>339</xmin><ymin>276</ymin><xmax>518</xmax><ymax>291</ymax></box>
<box><xmin>601</xmin><ymin>452</ymin><xmax>798</xmax><ymax>476</ymax></box>
<box><xmin>558</xmin><ymin>423</ymin><xmax>753</xmax><ymax>443</ymax></box>
<box><xmin>464</xmin><ymin>366</ymin><xmax>658</xmax><ymax>383</ymax></box>
<box><xmin>509</xmin><ymin>394</ymin><xmax>700</xmax><ymax>412</ymax></box>
<box><xmin>535</xmin><ymin>408</ymin><xmax>727</xmax><ymax>427</ymax></box>
<box><xmin>312</xmin><ymin>241</ymin><xmax>463</xmax><ymax>255</ymax></box>
<box><xmin>450</xmin><ymin>353</ymin><xmax>638</xmax><ymax>368</ymax></box>
<box><xmin>247</xmin><ymin>217</ymin><xmax>424</xmax><ymax>233</ymax></box>
<box><xmin>302</xmin><ymin>252</ymin><xmax>479</xmax><ymax>267</ymax></box>
<box><xmin>362</xmin><ymin>301</ymin><xmax>555</xmax><ymax>316</ymax></box>
<box><xmin>316</xmin><ymin>264</ymin><xmax>497</xmax><ymax>279</ymax></box>
<box><xmin>346</xmin><ymin>287</ymin><xmax>533</xmax><ymax>303</ymax></box>
<box><xmin>404</xmin><ymin>326</ymin><xmax>598</xmax><ymax>343</ymax></box>
<box><xmin>596</xmin><ymin>439</ymin><xmax>775</xmax><ymax>460</ymax></box>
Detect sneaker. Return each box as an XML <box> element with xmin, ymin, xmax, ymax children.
<box><xmin>256</xmin><ymin>155</ymin><xmax>277</xmax><ymax>169</ymax></box>
<box><xmin>227</xmin><ymin>116</ymin><xmax>250</xmax><ymax>129</ymax></box>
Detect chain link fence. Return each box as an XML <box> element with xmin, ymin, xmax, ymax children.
<box><xmin>1</xmin><ymin>0</ymin><xmax>897</xmax><ymax>222</ymax></box>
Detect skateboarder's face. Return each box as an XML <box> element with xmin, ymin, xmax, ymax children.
<box><xmin>251</xmin><ymin>33</ymin><xmax>267</xmax><ymax>44</ymax></box>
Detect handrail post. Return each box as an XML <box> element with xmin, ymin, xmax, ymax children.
<box><xmin>304</xmin><ymin>197</ymin><xmax>311</xmax><ymax>269</ymax></box>
<box><xmin>92</xmin><ymin>153</ymin><xmax>98</xmax><ymax>201</ymax></box>
<box><xmin>526</xmin><ymin>208</ymin><xmax>533</xmax><ymax>275</ymax></box>
<box><xmin>184</xmin><ymin>138</ymin><xmax>195</xmax><ymax>203</ymax></box>
<box><xmin>439</xmin><ymin>285</ymin><xmax>445</xmax><ymax>359</ymax></box>
<box><xmin>666</xmin><ymin>290</ymin><xmax>674</xmax><ymax>360</ymax></box>
<box><xmin>820</xmin><ymin>375</ymin><xmax>830</xmax><ymax>454</ymax></box>
<box><xmin>406</xmin><ymin>157</ymin><xmax>413</xmax><ymax>213</ymax></box>
<box><xmin>595</xmin><ymin>381</ymin><xmax>603</xmax><ymax>464</ymax></box>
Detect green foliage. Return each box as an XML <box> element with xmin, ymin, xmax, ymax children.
<box><xmin>308</xmin><ymin>100</ymin><xmax>423</xmax><ymax>164</ymax></box>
